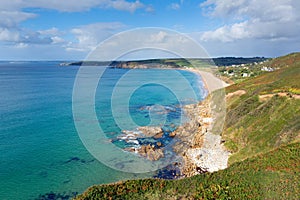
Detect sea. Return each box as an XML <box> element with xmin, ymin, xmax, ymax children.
<box><xmin>0</xmin><ymin>61</ymin><xmax>206</xmax><ymax>200</ymax></box>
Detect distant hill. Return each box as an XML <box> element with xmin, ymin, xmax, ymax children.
<box><xmin>60</xmin><ymin>57</ymin><xmax>267</xmax><ymax>68</ymax></box>
<box><xmin>212</xmin><ymin>57</ymin><xmax>267</xmax><ymax>66</ymax></box>
<box><xmin>75</xmin><ymin>53</ymin><xmax>300</xmax><ymax>200</ymax></box>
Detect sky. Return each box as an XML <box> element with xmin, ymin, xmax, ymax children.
<box><xmin>0</xmin><ymin>0</ymin><xmax>300</xmax><ymax>60</ymax></box>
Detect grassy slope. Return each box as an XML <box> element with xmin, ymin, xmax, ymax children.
<box><xmin>75</xmin><ymin>53</ymin><xmax>300</xmax><ymax>200</ymax></box>
<box><xmin>223</xmin><ymin>53</ymin><xmax>300</xmax><ymax>163</ymax></box>
<box><xmin>76</xmin><ymin>143</ymin><xmax>299</xmax><ymax>200</ymax></box>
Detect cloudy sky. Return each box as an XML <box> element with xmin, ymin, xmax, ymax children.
<box><xmin>0</xmin><ymin>0</ymin><xmax>300</xmax><ymax>60</ymax></box>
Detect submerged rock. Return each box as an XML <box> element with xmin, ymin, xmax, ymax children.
<box><xmin>156</xmin><ymin>141</ymin><xmax>162</xmax><ymax>147</ymax></box>
<box><xmin>35</xmin><ymin>191</ymin><xmax>78</xmax><ymax>200</ymax></box>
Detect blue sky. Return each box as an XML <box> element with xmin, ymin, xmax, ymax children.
<box><xmin>1</xmin><ymin>0</ymin><xmax>300</xmax><ymax>60</ymax></box>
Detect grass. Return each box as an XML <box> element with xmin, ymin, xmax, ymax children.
<box><xmin>223</xmin><ymin>55</ymin><xmax>300</xmax><ymax>163</ymax></box>
<box><xmin>75</xmin><ymin>143</ymin><xmax>299</xmax><ymax>200</ymax></box>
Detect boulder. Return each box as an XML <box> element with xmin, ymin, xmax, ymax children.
<box><xmin>156</xmin><ymin>141</ymin><xmax>162</xmax><ymax>147</ymax></box>
<box><xmin>138</xmin><ymin>126</ymin><xmax>163</xmax><ymax>137</ymax></box>
<box><xmin>169</xmin><ymin>131</ymin><xmax>177</xmax><ymax>137</ymax></box>
<box><xmin>154</xmin><ymin>131</ymin><xmax>164</xmax><ymax>139</ymax></box>
<box><xmin>137</xmin><ymin>144</ymin><xmax>164</xmax><ymax>161</ymax></box>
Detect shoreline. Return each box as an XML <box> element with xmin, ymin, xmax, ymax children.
<box><xmin>183</xmin><ymin>67</ymin><xmax>229</xmax><ymax>93</ymax></box>
<box><xmin>174</xmin><ymin>67</ymin><xmax>230</xmax><ymax>177</ymax></box>
<box><xmin>118</xmin><ymin>66</ymin><xmax>230</xmax><ymax>178</ymax></box>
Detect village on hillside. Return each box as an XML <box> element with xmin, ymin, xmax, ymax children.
<box><xmin>217</xmin><ymin>60</ymin><xmax>277</xmax><ymax>83</ymax></box>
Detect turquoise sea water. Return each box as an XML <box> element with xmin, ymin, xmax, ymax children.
<box><xmin>0</xmin><ymin>62</ymin><xmax>205</xmax><ymax>199</ymax></box>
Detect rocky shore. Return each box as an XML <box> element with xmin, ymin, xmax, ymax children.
<box><xmin>119</xmin><ymin>67</ymin><xmax>229</xmax><ymax>178</ymax></box>
<box><xmin>170</xmin><ymin>68</ymin><xmax>229</xmax><ymax>176</ymax></box>
<box><xmin>174</xmin><ymin>95</ymin><xmax>230</xmax><ymax>177</ymax></box>
<box><xmin>121</xmin><ymin>126</ymin><xmax>166</xmax><ymax>161</ymax></box>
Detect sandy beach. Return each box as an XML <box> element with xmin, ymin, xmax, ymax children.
<box><xmin>184</xmin><ymin>68</ymin><xmax>229</xmax><ymax>93</ymax></box>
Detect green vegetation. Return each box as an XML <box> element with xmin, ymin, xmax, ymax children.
<box><xmin>217</xmin><ymin>60</ymin><xmax>271</xmax><ymax>83</ymax></box>
<box><xmin>223</xmin><ymin>53</ymin><xmax>300</xmax><ymax>164</ymax></box>
<box><xmin>76</xmin><ymin>143</ymin><xmax>299</xmax><ymax>200</ymax></box>
<box><xmin>63</xmin><ymin>57</ymin><xmax>267</xmax><ymax>68</ymax></box>
<box><xmin>218</xmin><ymin>52</ymin><xmax>300</xmax><ymax>84</ymax></box>
<box><xmin>75</xmin><ymin>53</ymin><xmax>300</xmax><ymax>200</ymax></box>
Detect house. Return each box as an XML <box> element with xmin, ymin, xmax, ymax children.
<box><xmin>242</xmin><ymin>73</ymin><xmax>249</xmax><ymax>77</ymax></box>
<box><xmin>261</xmin><ymin>66</ymin><xmax>274</xmax><ymax>72</ymax></box>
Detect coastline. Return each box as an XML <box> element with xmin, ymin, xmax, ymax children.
<box><xmin>174</xmin><ymin>67</ymin><xmax>230</xmax><ymax>177</ymax></box>
<box><xmin>183</xmin><ymin>67</ymin><xmax>229</xmax><ymax>93</ymax></box>
<box><xmin>119</xmin><ymin>66</ymin><xmax>230</xmax><ymax>178</ymax></box>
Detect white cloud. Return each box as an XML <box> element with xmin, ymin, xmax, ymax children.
<box><xmin>170</xmin><ymin>3</ymin><xmax>180</xmax><ymax>10</ymax></box>
<box><xmin>67</xmin><ymin>22</ymin><xmax>126</xmax><ymax>52</ymax></box>
<box><xmin>201</xmin><ymin>21</ymin><xmax>250</xmax><ymax>42</ymax></box>
<box><xmin>150</xmin><ymin>31</ymin><xmax>168</xmax><ymax>43</ymax></box>
<box><xmin>0</xmin><ymin>10</ymin><xmax>36</xmax><ymax>27</ymax></box>
<box><xmin>108</xmin><ymin>0</ymin><xmax>144</xmax><ymax>13</ymax></box>
<box><xmin>145</xmin><ymin>5</ymin><xmax>155</xmax><ymax>13</ymax></box>
<box><xmin>86</xmin><ymin>28</ymin><xmax>209</xmax><ymax>61</ymax></box>
<box><xmin>20</xmin><ymin>30</ymin><xmax>53</xmax><ymax>44</ymax></box>
<box><xmin>0</xmin><ymin>27</ymin><xmax>55</xmax><ymax>45</ymax></box>
<box><xmin>38</xmin><ymin>28</ymin><xmax>66</xmax><ymax>44</ymax></box>
<box><xmin>0</xmin><ymin>0</ymin><xmax>148</xmax><ymax>13</ymax></box>
<box><xmin>0</xmin><ymin>28</ymin><xmax>20</xmax><ymax>42</ymax></box>
<box><xmin>38</xmin><ymin>27</ymin><xmax>61</xmax><ymax>36</ymax></box>
<box><xmin>0</xmin><ymin>0</ymin><xmax>150</xmax><ymax>47</ymax></box>
<box><xmin>51</xmin><ymin>36</ymin><xmax>65</xmax><ymax>44</ymax></box>
<box><xmin>168</xmin><ymin>1</ymin><xmax>185</xmax><ymax>10</ymax></box>
<box><xmin>201</xmin><ymin>0</ymin><xmax>297</xmax><ymax>22</ymax></box>
<box><xmin>14</xmin><ymin>42</ymin><xmax>28</xmax><ymax>49</ymax></box>
<box><xmin>27</xmin><ymin>0</ymin><xmax>103</xmax><ymax>12</ymax></box>
<box><xmin>200</xmin><ymin>0</ymin><xmax>300</xmax><ymax>42</ymax></box>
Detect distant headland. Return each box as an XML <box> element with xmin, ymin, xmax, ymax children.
<box><xmin>59</xmin><ymin>57</ymin><xmax>267</xmax><ymax>68</ymax></box>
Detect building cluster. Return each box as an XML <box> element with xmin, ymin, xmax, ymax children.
<box><xmin>219</xmin><ymin>60</ymin><xmax>275</xmax><ymax>80</ymax></box>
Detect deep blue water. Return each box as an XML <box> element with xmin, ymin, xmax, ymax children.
<box><xmin>0</xmin><ymin>62</ymin><xmax>205</xmax><ymax>199</ymax></box>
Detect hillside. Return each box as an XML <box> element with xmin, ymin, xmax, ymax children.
<box><xmin>223</xmin><ymin>52</ymin><xmax>300</xmax><ymax>164</ymax></box>
<box><xmin>75</xmin><ymin>143</ymin><xmax>299</xmax><ymax>200</ymax></box>
<box><xmin>75</xmin><ymin>53</ymin><xmax>300</xmax><ymax>200</ymax></box>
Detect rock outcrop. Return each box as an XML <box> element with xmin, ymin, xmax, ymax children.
<box><xmin>172</xmin><ymin>95</ymin><xmax>229</xmax><ymax>177</ymax></box>
<box><xmin>121</xmin><ymin>94</ymin><xmax>229</xmax><ymax>176</ymax></box>
<box><xmin>137</xmin><ymin>144</ymin><xmax>164</xmax><ymax>161</ymax></box>
<box><xmin>138</xmin><ymin>126</ymin><xmax>164</xmax><ymax>138</ymax></box>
